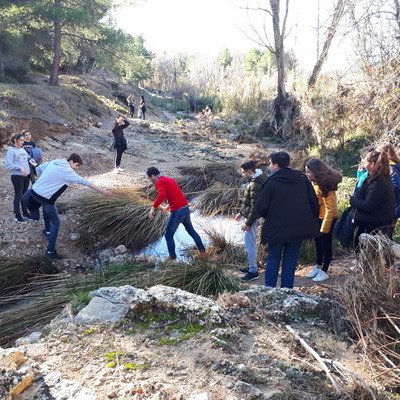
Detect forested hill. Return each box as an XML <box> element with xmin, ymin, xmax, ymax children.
<box><xmin>0</xmin><ymin>74</ymin><xmax>165</xmax><ymax>146</ymax></box>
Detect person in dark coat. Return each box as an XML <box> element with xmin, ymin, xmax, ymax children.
<box><xmin>138</xmin><ymin>95</ymin><xmax>146</xmax><ymax>120</ymax></box>
<box><xmin>257</xmin><ymin>152</ymin><xmax>320</xmax><ymax>288</ymax></box>
<box><xmin>350</xmin><ymin>150</ymin><xmax>395</xmax><ymax>250</ymax></box>
<box><xmin>112</xmin><ymin>115</ymin><xmax>129</xmax><ymax>173</ymax></box>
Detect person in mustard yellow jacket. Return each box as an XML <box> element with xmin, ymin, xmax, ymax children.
<box><xmin>305</xmin><ymin>159</ymin><xmax>342</xmax><ymax>282</ymax></box>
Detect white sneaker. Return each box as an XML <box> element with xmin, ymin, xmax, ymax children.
<box><xmin>312</xmin><ymin>270</ymin><xmax>330</xmax><ymax>282</ymax></box>
<box><xmin>306</xmin><ymin>266</ymin><xmax>320</xmax><ymax>278</ymax></box>
<box><xmin>117</xmin><ymin>167</ymin><xmax>125</xmax><ymax>172</ymax></box>
<box><xmin>113</xmin><ymin>168</ymin><xmax>120</xmax><ymax>173</ymax></box>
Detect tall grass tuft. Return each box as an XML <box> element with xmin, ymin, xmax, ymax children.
<box><xmin>70</xmin><ymin>192</ymin><xmax>168</xmax><ymax>251</ymax></box>
<box><xmin>195</xmin><ymin>184</ymin><xmax>240</xmax><ymax>216</ymax></box>
<box><xmin>153</xmin><ymin>258</ymin><xmax>243</xmax><ymax>297</ymax></box>
<box><xmin>0</xmin><ymin>256</ymin><xmax>58</xmax><ymax>298</ymax></box>
<box><xmin>177</xmin><ymin>163</ymin><xmax>242</xmax><ymax>187</ymax></box>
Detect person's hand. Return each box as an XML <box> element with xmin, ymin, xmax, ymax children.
<box><xmin>161</xmin><ymin>205</ymin><xmax>170</xmax><ymax>213</ymax></box>
<box><xmin>20</xmin><ymin>167</ymin><xmax>29</xmax><ymax>177</ymax></box>
<box><xmin>148</xmin><ymin>207</ymin><xmax>155</xmax><ymax>220</ymax></box>
<box><xmin>234</xmin><ymin>213</ymin><xmax>242</xmax><ymax>222</ymax></box>
<box><xmin>241</xmin><ymin>224</ymin><xmax>250</xmax><ymax>231</ymax></box>
<box><xmin>102</xmin><ymin>189</ymin><xmax>114</xmax><ymax>197</ymax></box>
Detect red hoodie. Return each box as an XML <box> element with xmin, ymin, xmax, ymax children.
<box><xmin>153</xmin><ymin>176</ymin><xmax>188</xmax><ymax>212</ymax></box>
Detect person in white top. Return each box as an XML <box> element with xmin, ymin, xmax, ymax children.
<box><xmin>24</xmin><ymin>153</ymin><xmax>114</xmax><ymax>259</ymax></box>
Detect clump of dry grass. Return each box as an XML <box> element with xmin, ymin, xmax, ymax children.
<box><xmin>70</xmin><ymin>192</ymin><xmax>168</xmax><ymax>251</ymax></box>
<box><xmin>177</xmin><ymin>163</ymin><xmax>242</xmax><ymax>188</ymax></box>
<box><xmin>152</xmin><ymin>257</ymin><xmax>243</xmax><ymax>297</ymax></box>
<box><xmin>0</xmin><ymin>256</ymin><xmax>58</xmax><ymax>298</ymax></box>
<box><xmin>195</xmin><ymin>183</ymin><xmax>241</xmax><ymax>216</ymax></box>
<box><xmin>337</xmin><ymin>233</ymin><xmax>400</xmax><ymax>388</ymax></box>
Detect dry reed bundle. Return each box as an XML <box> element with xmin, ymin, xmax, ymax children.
<box><xmin>177</xmin><ymin>163</ymin><xmax>242</xmax><ymax>187</ymax></box>
<box><xmin>0</xmin><ymin>256</ymin><xmax>57</xmax><ymax>298</ymax></box>
<box><xmin>70</xmin><ymin>193</ymin><xmax>168</xmax><ymax>251</ymax></box>
<box><xmin>198</xmin><ymin>221</ymin><xmax>247</xmax><ymax>265</ymax></box>
<box><xmin>195</xmin><ymin>184</ymin><xmax>241</xmax><ymax>216</ymax></box>
<box><xmin>337</xmin><ymin>233</ymin><xmax>400</xmax><ymax>388</ymax></box>
<box><xmin>152</xmin><ymin>258</ymin><xmax>242</xmax><ymax>297</ymax></box>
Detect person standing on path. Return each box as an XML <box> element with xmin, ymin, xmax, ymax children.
<box><xmin>147</xmin><ymin>166</ymin><xmax>205</xmax><ymax>260</ymax></box>
<box><xmin>305</xmin><ymin>159</ymin><xmax>342</xmax><ymax>282</ymax></box>
<box><xmin>25</xmin><ymin>153</ymin><xmax>114</xmax><ymax>259</ymax></box>
<box><xmin>257</xmin><ymin>152</ymin><xmax>320</xmax><ymax>289</ymax></box>
<box><xmin>127</xmin><ymin>94</ymin><xmax>135</xmax><ymax>118</ymax></box>
<box><xmin>5</xmin><ymin>133</ymin><xmax>32</xmax><ymax>223</ymax></box>
<box><xmin>138</xmin><ymin>95</ymin><xmax>146</xmax><ymax>120</ymax></box>
<box><xmin>112</xmin><ymin>115</ymin><xmax>129</xmax><ymax>173</ymax></box>
<box><xmin>234</xmin><ymin>160</ymin><xmax>268</xmax><ymax>281</ymax></box>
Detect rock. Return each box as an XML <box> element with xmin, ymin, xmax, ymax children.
<box><xmin>15</xmin><ymin>332</ymin><xmax>42</xmax><ymax>346</ymax></box>
<box><xmin>114</xmin><ymin>244</ymin><xmax>127</xmax><ymax>254</ymax></box>
<box><xmin>188</xmin><ymin>393</ymin><xmax>212</xmax><ymax>400</ymax></box>
<box><xmin>70</xmin><ymin>232</ymin><xmax>80</xmax><ymax>241</ymax></box>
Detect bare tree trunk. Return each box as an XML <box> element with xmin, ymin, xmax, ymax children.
<box><xmin>394</xmin><ymin>0</ymin><xmax>400</xmax><ymax>32</ymax></box>
<box><xmin>308</xmin><ymin>0</ymin><xmax>346</xmax><ymax>89</ymax></box>
<box><xmin>0</xmin><ymin>43</ymin><xmax>4</xmax><ymax>79</ymax></box>
<box><xmin>270</xmin><ymin>0</ymin><xmax>287</xmax><ymax>101</ymax></box>
<box><xmin>49</xmin><ymin>0</ymin><xmax>62</xmax><ymax>86</ymax></box>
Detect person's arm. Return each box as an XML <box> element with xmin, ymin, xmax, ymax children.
<box><xmin>350</xmin><ymin>181</ymin><xmax>385</xmax><ymax>212</ymax></box>
<box><xmin>320</xmin><ymin>191</ymin><xmax>337</xmax><ymax>233</ymax></box>
<box><xmin>121</xmin><ymin>119</ymin><xmax>130</xmax><ymax>129</ymax></box>
<box><xmin>88</xmin><ymin>182</ymin><xmax>114</xmax><ymax>197</ymax></box>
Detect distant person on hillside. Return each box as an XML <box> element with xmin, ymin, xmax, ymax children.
<box><xmin>234</xmin><ymin>160</ymin><xmax>268</xmax><ymax>281</ymax></box>
<box><xmin>127</xmin><ymin>94</ymin><xmax>135</xmax><ymax>118</ymax></box>
<box><xmin>138</xmin><ymin>95</ymin><xmax>146</xmax><ymax>120</ymax></box>
<box><xmin>305</xmin><ymin>159</ymin><xmax>342</xmax><ymax>282</ymax></box>
<box><xmin>112</xmin><ymin>115</ymin><xmax>130</xmax><ymax>173</ymax></box>
<box><xmin>5</xmin><ymin>133</ymin><xmax>32</xmax><ymax>223</ymax></box>
<box><xmin>147</xmin><ymin>166</ymin><xmax>205</xmax><ymax>260</ymax></box>
<box><xmin>376</xmin><ymin>142</ymin><xmax>400</xmax><ymax>238</ymax></box>
<box><xmin>23</xmin><ymin>153</ymin><xmax>114</xmax><ymax>259</ymax></box>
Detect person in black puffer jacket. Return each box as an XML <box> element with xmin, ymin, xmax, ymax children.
<box><xmin>350</xmin><ymin>150</ymin><xmax>395</xmax><ymax>250</ymax></box>
<box><xmin>112</xmin><ymin>115</ymin><xmax>129</xmax><ymax>173</ymax></box>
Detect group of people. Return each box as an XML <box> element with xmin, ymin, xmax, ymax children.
<box><xmin>5</xmin><ymin>129</ymin><xmax>400</xmax><ymax>280</ymax></box>
<box><xmin>234</xmin><ymin>144</ymin><xmax>400</xmax><ymax>287</ymax></box>
<box><xmin>126</xmin><ymin>94</ymin><xmax>146</xmax><ymax>120</ymax></box>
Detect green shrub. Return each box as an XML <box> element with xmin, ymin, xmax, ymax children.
<box><xmin>87</xmin><ymin>106</ymin><xmax>101</xmax><ymax>116</ymax></box>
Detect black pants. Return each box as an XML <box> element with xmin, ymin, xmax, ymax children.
<box><xmin>11</xmin><ymin>175</ymin><xmax>30</xmax><ymax>216</ymax></box>
<box><xmin>129</xmin><ymin>105</ymin><xmax>135</xmax><ymax>118</ymax></box>
<box><xmin>315</xmin><ymin>218</ymin><xmax>336</xmax><ymax>272</ymax></box>
<box><xmin>114</xmin><ymin>148</ymin><xmax>125</xmax><ymax>168</ymax></box>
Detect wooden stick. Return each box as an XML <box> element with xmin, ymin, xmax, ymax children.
<box><xmin>286</xmin><ymin>325</ymin><xmax>342</xmax><ymax>394</ymax></box>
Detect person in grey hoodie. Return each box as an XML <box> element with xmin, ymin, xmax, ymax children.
<box><xmin>24</xmin><ymin>153</ymin><xmax>114</xmax><ymax>259</ymax></box>
<box><xmin>5</xmin><ymin>133</ymin><xmax>32</xmax><ymax>223</ymax></box>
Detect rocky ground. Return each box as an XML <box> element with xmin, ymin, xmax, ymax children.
<box><xmin>0</xmin><ymin>111</ymin><xmax>366</xmax><ymax>400</ymax></box>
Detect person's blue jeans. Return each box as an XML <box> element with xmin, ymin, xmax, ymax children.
<box><xmin>265</xmin><ymin>241</ymin><xmax>302</xmax><ymax>288</ymax></box>
<box><xmin>165</xmin><ymin>206</ymin><xmax>205</xmax><ymax>259</ymax></box>
<box><xmin>29</xmin><ymin>192</ymin><xmax>60</xmax><ymax>253</ymax></box>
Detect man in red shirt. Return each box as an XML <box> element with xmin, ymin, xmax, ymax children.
<box><xmin>147</xmin><ymin>167</ymin><xmax>205</xmax><ymax>259</ymax></box>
